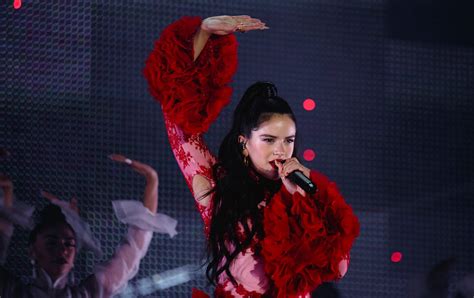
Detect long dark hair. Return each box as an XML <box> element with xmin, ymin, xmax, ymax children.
<box><xmin>206</xmin><ymin>82</ymin><xmax>298</xmax><ymax>284</ymax></box>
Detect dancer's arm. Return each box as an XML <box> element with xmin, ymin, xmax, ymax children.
<box><xmin>0</xmin><ymin>175</ymin><xmax>34</xmax><ymax>263</ymax></box>
<box><xmin>144</xmin><ymin>16</ymin><xmax>266</xmax><ymax>230</ymax></box>
<box><xmin>84</xmin><ymin>155</ymin><xmax>176</xmax><ymax>297</ymax></box>
<box><xmin>0</xmin><ymin>175</ymin><xmax>34</xmax><ymax>293</ymax></box>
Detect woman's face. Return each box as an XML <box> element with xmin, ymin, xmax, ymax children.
<box><xmin>241</xmin><ymin>114</ymin><xmax>296</xmax><ymax>180</ymax></box>
<box><xmin>30</xmin><ymin>223</ymin><xmax>76</xmax><ymax>281</ymax></box>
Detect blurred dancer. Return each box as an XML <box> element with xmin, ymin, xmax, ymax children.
<box><xmin>0</xmin><ymin>153</ymin><xmax>177</xmax><ymax>297</ymax></box>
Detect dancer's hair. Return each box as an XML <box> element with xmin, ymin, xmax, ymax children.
<box><xmin>29</xmin><ymin>204</ymin><xmax>75</xmax><ymax>245</ymax></box>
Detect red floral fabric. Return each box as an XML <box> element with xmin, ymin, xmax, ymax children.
<box><xmin>215</xmin><ymin>281</ymin><xmax>265</xmax><ymax>298</ymax></box>
<box><xmin>164</xmin><ymin>116</ymin><xmax>215</xmax><ymax>235</ymax></box>
<box><xmin>144</xmin><ymin>16</ymin><xmax>238</xmax><ymax>135</ymax></box>
<box><xmin>261</xmin><ymin>171</ymin><xmax>360</xmax><ymax>298</ymax></box>
<box><xmin>145</xmin><ymin>17</ymin><xmax>359</xmax><ymax>298</ymax></box>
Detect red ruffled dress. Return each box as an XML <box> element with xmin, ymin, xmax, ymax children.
<box><xmin>144</xmin><ymin>17</ymin><xmax>360</xmax><ymax>298</ymax></box>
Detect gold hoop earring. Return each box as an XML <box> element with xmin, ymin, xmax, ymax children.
<box><xmin>243</xmin><ymin>155</ymin><xmax>249</xmax><ymax>166</ymax></box>
<box><xmin>239</xmin><ymin>141</ymin><xmax>249</xmax><ymax>166</ymax></box>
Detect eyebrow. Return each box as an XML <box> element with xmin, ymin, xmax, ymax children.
<box><xmin>260</xmin><ymin>134</ymin><xmax>296</xmax><ymax>138</ymax></box>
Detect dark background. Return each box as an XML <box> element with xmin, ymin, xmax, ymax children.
<box><xmin>1</xmin><ymin>0</ymin><xmax>473</xmax><ymax>297</ymax></box>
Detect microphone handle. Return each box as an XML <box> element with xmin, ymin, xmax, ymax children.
<box><xmin>287</xmin><ymin>170</ymin><xmax>317</xmax><ymax>195</ymax></box>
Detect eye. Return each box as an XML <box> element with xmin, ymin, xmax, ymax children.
<box><xmin>286</xmin><ymin>138</ymin><xmax>295</xmax><ymax>144</ymax></box>
<box><xmin>263</xmin><ymin>138</ymin><xmax>275</xmax><ymax>143</ymax></box>
<box><xmin>64</xmin><ymin>240</ymin><xmax>76</xmax><ymax>248</ymax></box>
<box><xmin>46</xmin><ymin>241</ymin><xmax>57</xmax><ymax>247</ymax></box>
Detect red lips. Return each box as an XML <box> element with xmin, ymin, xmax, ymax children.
<box><xmin>269</xmin><ymin>159</ymin><xmax>283</xmax><ymax>169</ymax></box>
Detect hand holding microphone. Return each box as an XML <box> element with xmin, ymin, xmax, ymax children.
<box><xmin>275</xmin><ymin>158</ymin><xmax>317</xmax><ymax>196</ymax></box>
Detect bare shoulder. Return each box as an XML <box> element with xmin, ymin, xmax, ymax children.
<box><xmin>192</xmin><ymin>174</ymin><xmax>212</xmax><ymax>207</ymax></box>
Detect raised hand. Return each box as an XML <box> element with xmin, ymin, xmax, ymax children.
<box><xmin>108</xmin><ymin>154</ymin><xmax>158</xmax><ymax>183</ymax></box>
<box><xmin>108</xmin><ymin>154</ymin><xmax>158</xmax><ymax>214</ymax></box>
<box><xmin>194</xmin><ymin>15</ymin><xmax>267</xmax><ymax>61</ymax></box>
<box><xmin>40</xmin><ymin>190</ymin><xmax>79</xmax><ymax>214</ymax></box>
<box><xmin>201</xmin><ymin>15</ymin><xmax>268</xmax><ymax>35</ymax></box>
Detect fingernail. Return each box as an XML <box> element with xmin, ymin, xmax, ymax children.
<box><xmin>107</xmin><ymin>154</ymin><xmax>114</xmax><ymax>160</ymax></box>
<box><xmin>125</xmin><ymin>158</ymin><xmax>132</xmax><ymax>165</ymax></box>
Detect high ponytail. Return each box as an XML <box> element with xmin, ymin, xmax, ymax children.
<box><xmin>206</xmin><ymin>81</ymin><xmax>298</xmax><ymax>285</ymax></box>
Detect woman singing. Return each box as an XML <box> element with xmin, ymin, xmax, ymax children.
<box><xmin>144</xmin><ymin>15</ymin><xmax>360</xmax><ymax>297</ymax></box>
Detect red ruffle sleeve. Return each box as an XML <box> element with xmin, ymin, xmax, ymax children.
<box><xmin>143</xmin><ymin>16</ymin><xmax>238</xmax><ymax>134</ymax></box>
<box><xmin>261</xmin><ymin>170</ymin><xmax>360</xmax><ymax>298</ymax></box>
<box><xmin>192</xmin><ymin>288</ymin><xmax>210</xmax><ymax>298</ymax></box>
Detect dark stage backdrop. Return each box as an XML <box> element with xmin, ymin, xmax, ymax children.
<box><xmin>1</xmin><ymin>1</ymin><xmax>473</xmax><ymax>297</ymax></box>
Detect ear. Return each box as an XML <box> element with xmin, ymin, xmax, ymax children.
<box><xmin>238</xmin><ymin>135</ymin><xmax>247</xmax><ymax>145</ymax></box>
<box><xmin>238</xmin><ymin>135</ymin><xmax>249</xmax><ymax>156</ymax></box>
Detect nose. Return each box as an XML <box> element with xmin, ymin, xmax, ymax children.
<box><xmin>273</xmin><ymin>141</ymin><xmax>286</xmax><ymax>157</ymax></box>
<box><xmin>55</xmin><ymin>241</ymin><xmax>72</xmax><ymax>255</ymax></box>
<box><xmin>54</xmin><ymin>245</ymin><xmax>67</xmax><ymax>256</ymax></box>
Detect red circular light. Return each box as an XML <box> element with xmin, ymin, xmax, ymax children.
<box><xmin>303</xmin><ymin>149</ymin><xmax>316</xmax><ymax>161</ymax></box>
<box><xmin>391</xmin><ymin>252</ymin><xmax>402</xmax><ymax>263</ymax></box>
<box><xmin>14</xmin><ymin>0</ymin><xmax>22</xmax><ymax>9</ymax></box>
<box><xmin>303</xmin><ymin>98</ymin><xmax>316</xmax><ymax>111</ymax></box>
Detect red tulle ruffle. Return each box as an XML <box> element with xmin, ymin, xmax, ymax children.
<box><xmin>261</xmin><ymin>171</ymin><xmax>360</xmax><ymax>298</ymax></box>
<box><xmin>192</xmin><ymin>288</ymin><xmax>210</xmax><ymax>298</ymax></box>
<box><xmin>214</xmin><ymin>283</ymin><xmax>264</xmax><ymax>298</ymax></box>
<box><xmin>144</xmin><ymin>16</ymin><xmax>238</xmax><ymax>134</ymax></box>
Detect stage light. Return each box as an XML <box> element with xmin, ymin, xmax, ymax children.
<box><xmin>391</xmin><ymin>251</ymin><xmax>402</xmax><ymax>263</ymax></box>
<box><xmin>303</xmin><ymin>149</ymin><xmax>316</xmax><ymax>161</ymax></box>
<box><xmin>303</xmin><ymin>98</ymin><xmax>316</xmax><ymax>111</ymax></box>
<box><xmin>14</xmin><ymin>0</ymin><xmax>22</xmax><ymax>9</ymax></box>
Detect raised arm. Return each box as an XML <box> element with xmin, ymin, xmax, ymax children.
<box><xmin>90</xmin><ymin>155</ymin><xmax>176</xmax><ymax>297</ymax></box>
<box><xmin>1</xmin><ymin>149</ymin><xmax>34</xmax><ymax>291</ymax></box>
<box><xmin>0</xmin><ymin>174</ymin><xmax>34</xmax><ymax>293</ymax></box>
<box><xmin>143</xmin><ymin>16</ymin><xmax>267</xmax><ymax>228</ymax></box>
<box><xmin>0</xmin><ymin>174</ymin><xmax>34</xmax><ymax>262</ymax></box>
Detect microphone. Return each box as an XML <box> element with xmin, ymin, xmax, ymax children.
<box><xmin>287</xmin><ymin>170</ymin><xmax>317</xmax><ymax>195</ymax></box>
<box><xmin>278</xmin><ymin>160</ymin><xmax>317</xmax><ymax>194</ymax></box>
